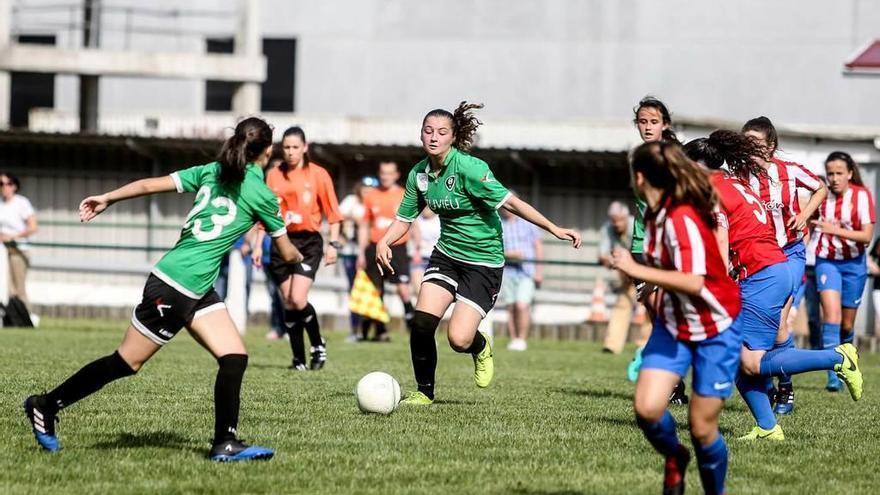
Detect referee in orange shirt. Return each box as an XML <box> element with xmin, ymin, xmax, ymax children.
<box><xmin>357</xmin><ymin>161</ymin><xmax>415</xmax><ymax>341</ymax></box>
<box><xmin>261</xmin><ymin>126</ymin><xmax>343</xmax><ymax>370</ymax></box>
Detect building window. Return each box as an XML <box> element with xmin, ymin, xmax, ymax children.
<box><xmin>261</xmin><ymin>39</ymin><xmax>296</xmax><ymax>112</ymax></box>
<box><xmin>205</xmin><ymin>37</ymin><xmax>296</xmax><ymax>112</ymax></box>
<box><xmin>10</xmin><ymin>35</ymin><xmax>56</xmax><ymax>128</ymax></box>
<box><xmin>205</xmin><ymin>38</ymin><xmax>236</xmax><ymax>112</ymax></box>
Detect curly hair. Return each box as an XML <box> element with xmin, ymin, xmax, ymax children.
<box><xmin>423</xmin><ymin>101</ymin><xmax>484</xmax><ymax>153</ymax></box>
<box><xmin>683</xmin><ymin>130</ymin><xmax>766</xmax><ymax>179</ymax></box>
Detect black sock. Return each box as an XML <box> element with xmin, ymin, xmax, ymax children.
<box><xmin>403</xmin><ymin>301</ymin><xmax>415</xmax><ymax>332</ymax></box>
<box><xmin>302</xmin><ymin>303</ymin><xmax>324</xmax><ymax>348</ymax></box>
<box><xmin>285</xmin><ymin>308</ymin><xmax>306</xmax><ymax>364</ymax></box>
<box><xmin>214</xmin><ymin>354</ymin><xmax>247</xmax><ymax>444</ymax></box>
<box><xmin>360</xmin><ymin>319</ymin><xmax>372</xmax><ymax>340</ymax></box>
<box><xmin>410</xmin><ymin>311</ymin><xmax>440</xmax><ymax>399</ymax></box>
<box><xmin>463</xmin><ymin>330</ymin><xmax>487</xmax><ymax>355</ymax></box>
<box><xmin>44</xmin><ymin>351</ymin><xmax>136</xmax><ymax>413</ymax></box>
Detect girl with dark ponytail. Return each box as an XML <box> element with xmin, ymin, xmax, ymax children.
<box><xmin>611</xmin><ymin>141</ymin><xmax>742</xmax><ymax>495</ymax></box>
<box><xmin>24</xmin><ymin>116</ymin><xmax>305</xmax><ymax>462</ymax></box>
<box><xmin>376</xmin><ymin>101</ymin><xmax>581</xmax><ymax>405</ymax></box>
<box><xmin>684</xmin><ymin>132</ymin><xmax>861</xmax><ymax>442</ymax></box>
<box><xmin>741</xmin><ymin>116</ymin><xmax>828</xmax><ymax>414</ymax></box>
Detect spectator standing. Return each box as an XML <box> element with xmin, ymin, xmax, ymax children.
<box><xmin>498</xmin><ymin>206</ymin><xmax>543</xmax><ymax>351</ymax></box>
<box><xmin>339</xmin><ymin>177</ymin><xmax>376</xmax><ymax>342</ymax></box>
<box><xmin>0</xmin><ymin>172</ymin><xmax>38</xmax><ymax>306</ymax></box>
<box><xmin>411</xmin><ymin>208</ymin><xmax>441</xmax><ymax>291</ymax></box>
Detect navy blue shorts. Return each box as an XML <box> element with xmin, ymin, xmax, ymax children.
<box><xmin>641</xmin><ymin>316</ymin><xmax>744</xmax><ymax>399</ymax></box>
<box><xmin>816</xmin><ymin>254</ymin><xmax>868</xmax><ymax>309</ymax></box>
<box><xmin>740</xmin><ymin>262</ymin><xmax>792</xmax><ymax>351</ymax></box>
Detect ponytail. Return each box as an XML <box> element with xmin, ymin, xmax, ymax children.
<box><xmin>631</xmin><ymin>141</ymin><xmax>717</xmax><ymax>228</ymax></box>
<box><xmin>423</xmin><ymin>101</ymin><xmax>484</xmax><ymax>153</ymax></box>
<box><xmin>279</xmin><ymin>126</ymin><xmax>310</xmax><ymax>179</ymax></box>
<box><xmin>217</xmin><ymin>117</ymin><xmax>273</xmax><ymax>185</ymax></box>
<box><xmin>683</xmin><ymin>130</ymin><xmax>766</xmax><ymax>179</ymax></box>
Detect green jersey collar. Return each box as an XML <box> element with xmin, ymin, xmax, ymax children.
<box><xmin>424</xmin><ymin>147</ymin><xmax>460</xmax><ymax>175</ymax></box>
<box><xmin>246</xmin><ymin>163</ymin><xmax>265</xmax><ymax>180</ymax></box>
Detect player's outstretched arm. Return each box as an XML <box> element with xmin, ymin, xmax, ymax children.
<box><xmin>79</xmin><ymin>176</ymin><xmax>177</xmax><ymax>222</ymax></box>
<box><xmin>375</xmin><ymin>220</ymin><xmax>413</xmax><ymax>275</ymax></box>
<box><xmin>611</xmin><ymin>247</ymin><xmax>704</xmax><ymax>296</ymax></box>
<box><xmin>501</xmin><ymin>195</ymin><xmax>581</xmax><ymax>248</ymax></box>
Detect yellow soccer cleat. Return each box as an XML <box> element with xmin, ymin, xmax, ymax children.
<box><xmin>400</xmin><ymin>391</ymin><xmax>434</xmax><ymax>406</ymax></box>
<box><xmin>834</xmin><ymin>343</ymin><xmax>863</xmax><ymax>401</ymax></box>
<box><xmin>473</xmin><ymin>332</ymin><xmax>494</xmax><ymax>388</ymax></box>
<box><xmin>737</xmin><ymin>424</ymin><xmax>784</xmax><ymax>441</ymax></box>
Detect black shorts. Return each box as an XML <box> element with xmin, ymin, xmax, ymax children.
<box><xmin>366</xmin><ymin>243</ymin><xmax>411</xmax><ymax>289</ymax></box>
<box><xmin>269</xmin><ymin>231</ymin><xmax>324</xmax><ymax>284</ymax></box>
<box><xmin>131</xmin><ymin>274</ymin><xmax>225</xmax><ymax>346</ymax></box>
<box><xmin>421</xmin><ymin>249</ymin><xmax>503</xmax><ymax>317</ymax></box>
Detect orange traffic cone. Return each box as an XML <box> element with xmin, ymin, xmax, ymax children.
<box><xmin>589</xmin><ymin>279</ymin><xmax>609</xmax><ymax>322</ymax></box>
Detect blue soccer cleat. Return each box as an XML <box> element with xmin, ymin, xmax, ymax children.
<box><xmin>826</xmin><ymin>371</ymin><xmax>842</xmax><ymax>392</ymax></box>
<box><xmin>24</xmin><ymin>395</ymin><xmax>61</xmax><ymax>452</ymax></box>
<box><xmin>209</xmin><ymin>439</ymin><xmax>274</xmax><ymax>462</ymax></box>
<box><xmin>773</xmin><ymin>384</ymin><xmax>794</xmax><ymax>415</ymax></box>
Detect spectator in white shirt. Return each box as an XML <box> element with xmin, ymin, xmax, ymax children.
<box><xmin>0</xmin><ymin>172</ymin><xmax>38</xmax><ymax>306</ymax></box>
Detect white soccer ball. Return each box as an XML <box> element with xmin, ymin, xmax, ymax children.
<box><xmin>355</xmin><ymin>371</ymin><xmax>401</xmax><ymax>415</ymax></box>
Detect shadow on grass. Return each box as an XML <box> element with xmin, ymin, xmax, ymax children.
<box><xmin>553</xmin><ymin>387</ymin><xmax>633</xmax><ymax>402</ymax></box>
<box><xmin>509</xmin><ymin>488</ymin><xmax>587</xmax><ymax>495</ymax></box>
<box><xmin>247</xmin><ymin>362</ymin><xmax>295</xmax><ymax>370</ymax></box>
<box><xmin>88</xmin><ymin>431</ymin><xmax>203</xmax><ymax>454</ymax></box>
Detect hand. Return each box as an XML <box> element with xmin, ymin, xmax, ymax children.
<box><xmin>552</xmin><ymin>227</ymin><xmax>582</xmax><ymax>249</ymax></box>
<box><xmin>505</xmin><ymin>250</ymin><xmax>524</xmax><ymax>262</ymax></box>
<box><xmin>611</xmin><ymin>247</ymin><xmax>636</xmax><ymax>275</ymax></box>
<box><xmin>376</xmin><ymin>242</ymin><xmax>394</xmax><ymax>276</ymax></box>
<box><xmin>810</xmin><ymin>219</ymin><xmax>837</xmax><ymax>236</ymax></box>
<box><xmin>534</xmin><ymin>272</ymin><xmax>543</xmax><ymax>290</ymax></box>
<box><xmin>356</xmin><ymin>253</ymin><xmax>366</xmax><ymax>270</ymax></box>
<box><xmin>412</xmin><ymin>252</ymin><xmax>423</xmax><ymax>266</ymax></box>
<box><xmin>324</xmin><ymin>245</ymin><xmax>338</xmax><ymax>266</ymax></box>
<box><xmin>251</xmin><ymin>247</ymin><xmax>263</xmax><ymax>269</ymax></box>
<box><xmin>0</xmin><ymin>235</ymin><xmax>11</xmax><ymax>243</ymax></box>
<box><xmin>79</xmin><ymin>193</ymin><xmax>111</xmax><ymax>222</ymax></box>
<box><xmin>787</xmin><ymin>213</ymin><xmax>809</xmax><ymax>232</ymax></box>
<box><xmin>239</xmin><ymin>243</ymin><xmax>252</xmax><ymax>257</ymax></box>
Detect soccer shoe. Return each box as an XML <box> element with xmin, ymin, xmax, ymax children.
<box><xmin>400</xmin><ymin>391</ymin><xmax>434</xmax><ymax>406</ymax></box>
<box><xmin>289</xmin><ymin>360</ymin><xmax>307</xmax><ymax>371</ymax></box>
<box><xmin>473</xmin><ymin>332</ymin><xmax>494</xmax><ymax>388</ymax></box>
<box><xmin>669</xmin><ymin>380</ymin><xmax>689</xmax><ymax>405</ymax></box>
<box><xmin>834</xmin><ymin>343</ymin><xmax>863</xmax><ymax>401</ymax></box>
<box><xmin>663</xmin><ymin>445</ymin><xmax>690</xmax><ymax>495</ymax></box>
<box><xmin>23</xmin><ymin>395</ymin><xmax>60</xmax><ymax>452</ymax></box>
<box><xmin>309</xmin><ymin>344</ymin><xmax>327</xmax><ymax>370</ymax></box>
<box><xmin>773</xmin><ymin>385</ymin><xmax>794</xmax><ymax>415</ymax></box>
<box><xmin>826</xmin><ymin>370</ymin><xmax>843</xmax><ymax>392</ymax></box>
<box><xmin>627</xmin><ymin>347</ymin><xmax>644</xmax><ymax>382</ymax></box>
<box><xmin>209</xmin><ymin>439</ymin><xmax>274</xmax><ymax>462</ymax></box>
<box><xmin>737</xmin><ymin>424</ymin><xmax>784</xmax><ymax>441</ymax></box>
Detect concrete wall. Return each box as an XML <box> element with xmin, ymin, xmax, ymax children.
<box><xmin>8</xmin><ymin>0</ymin><xmax>880</xmax><ymax>127</ymax></box>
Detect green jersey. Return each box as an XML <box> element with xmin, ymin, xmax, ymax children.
<box><xmin>396</xmin><ymin>148</ymin><xmax>511</xmax><ymax>267</ymax></box>
<box><xmin>153</xmin><ymin>162</ymin><xmax>286</xmax><ymax>298</ymax></box>
<box><xmin>631</xmin><ymin>198</ymin><xmax>647</xmax><ymax>254</ymax></box>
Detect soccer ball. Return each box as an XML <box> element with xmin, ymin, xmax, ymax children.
<box><xmin>355</xmin><ymin>371</ymin><xmax>401</xmax><ymax>415</ymax></box>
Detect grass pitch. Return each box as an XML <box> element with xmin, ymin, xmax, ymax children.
<box><xmin>2</xmin><ymin>318</ymin><xmax>879</xmax><ymax>494</ymax></box>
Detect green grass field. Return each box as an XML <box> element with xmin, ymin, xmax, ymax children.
<box><xmin>2</xmin><ymin>318</ymin><xmax>879</xmax><ymax>495</ymax></box>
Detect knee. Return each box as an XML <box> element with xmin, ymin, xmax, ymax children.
<box><xmin>448</xmin><ymin>333</ymin><xmax>471</xmax><ymax>352</ymax></box>
<box><xmin>689</xmin><ymin>418</ymin><xmax>718</xmax><ymax>446</ymax></box>
<box><xmin>633</xmin><ymin>397</ymin><xmax>665</xmax><ymax>424</ymax></box>
<box><xmin>411</xmin><ymin>311</ymin><xmax>440</xmax><ymax>336</ymax></box>
<box><xmin>115</xmin><ymin>351</ymin><xmax>143</xmax><ymax>374</ymax></box>
<box><xmin>217</xmin><ymin>353</ymin><xmax>248</xmax><ymax>375</ymax></box>
<box><xmin>740</xmin><ymin>359</ymin><xmax>761</xmax><ymax>376</ymax></box>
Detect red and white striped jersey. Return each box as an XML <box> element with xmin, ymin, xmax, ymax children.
<box><xmin>816</xmin><ymin>184</ymin><xmax>876</xmax><ymax>260</ymax></box>
<box><xmin>645</xmin><ymin>200</ymin><xmax>742</xmax><ymax>342</ymax></box>
<box><xmin>747</xmin><ymin>157</ymin><xmax>823</xmax><ymax>248</ymax></box>
<box><xmin>711</xmin><ymin>172</ymin><xmax>787</xmax><ymax>279</ymax></box>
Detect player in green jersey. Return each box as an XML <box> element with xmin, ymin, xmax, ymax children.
<box><xmin>24</xmin><ymin>117</ymin><xmax>304</xmax><ymax>462</ymax></box>
<box><xmin>627</xmin><ymin>96</ymin><xmax>690</xmax><ymax>405</ymax></box>
<box><xmin>376</xmin><ymin>102</ymin><xmax>581</xmax><ymax>405</ymax></box>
